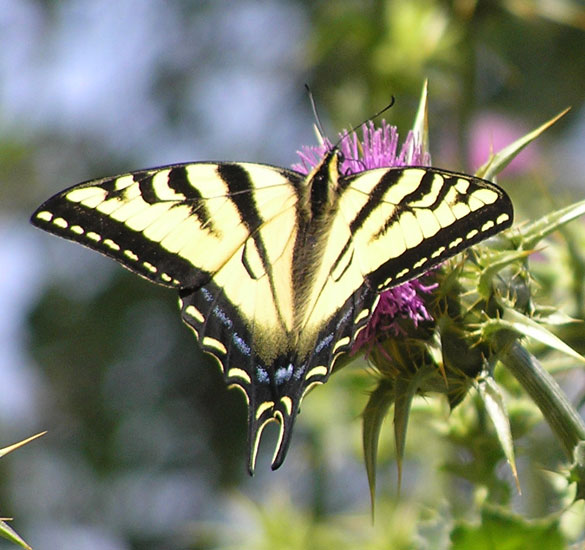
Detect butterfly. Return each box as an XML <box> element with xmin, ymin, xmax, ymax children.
<box><xmin>31</xmin><ymin>143</ymin><xmax>513</xmax><ymax>473</ymax></box>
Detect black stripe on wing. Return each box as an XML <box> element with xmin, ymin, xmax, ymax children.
<box><xmin>348</xmin><ymin>170</ymin><xmax>402</xmax><ymax>234</ymax></box>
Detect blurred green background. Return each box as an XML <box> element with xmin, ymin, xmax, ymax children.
<box><xmin>1</xmin><ymin>1</ymin><xmax>584</xmax><ymax>549</ymax></box>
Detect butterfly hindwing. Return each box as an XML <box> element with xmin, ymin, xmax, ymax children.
<box><xmin>31</xmin><ymin>149</ymin><xmax>513</xmax><ymax>473</ymax></box>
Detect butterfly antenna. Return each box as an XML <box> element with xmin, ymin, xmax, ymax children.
<box><xmin>372</xmin><ymin>96</ymin><xmax>396</xmax><ymax>121</ymax></box>
<box><xmin>343</xmin><ymin>96</ymin><xmax>396</xmax><ymax>140</ymax></box>
<box><xmin>305</xmin><ymin>84</ymin><xmax>327</xmax><ymax>145</ymax></box>
<box><xmin>332</xmin><ymin>96</ymin><xmax>396</xmax><ymax>154</ymax></box>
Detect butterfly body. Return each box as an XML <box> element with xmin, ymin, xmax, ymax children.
<box><xmin>32</xmin><ymin>147</ymin><xmax>513</xmax><ymax>472</ymax></box>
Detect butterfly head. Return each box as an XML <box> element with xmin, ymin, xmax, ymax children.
<box><xmin>303</xmin><ymin>146</ymin><xmax>346</xmax><ymax>219</ymax></box>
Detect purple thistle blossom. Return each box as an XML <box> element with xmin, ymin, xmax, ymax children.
<box><xmin>293</xmin><ymin>120</ymin><xmax>437</xmax><ymax>354</ymax></box>
<box><xmin>292</xmin><ymin>120</ymin><xmax>431</xmax><ymax>175</ymax></box>
<box><xmin>352</xmin><ymin>277</ymin><xmax>437</xmax><ymax>352</ymax></box>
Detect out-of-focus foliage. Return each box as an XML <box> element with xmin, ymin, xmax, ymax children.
<box><xmin>451</xmin><ymin>506</ymin><xmax>566</xmax><ymax>550</ymax></box>
<box><xmin>307</xmin><ymin>0</ymin><xmax>585</xmax><ymax>144</ymax></box>
<box><xmin>0</xmin><ymin>0</ymin><xmax>583</xmax><ymax>549</ymax></box>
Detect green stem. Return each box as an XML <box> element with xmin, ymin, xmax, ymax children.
<box><xmin>499</xmin><ymin>340</ymin><xmax>585</xmax><ymax>459</ymax></box>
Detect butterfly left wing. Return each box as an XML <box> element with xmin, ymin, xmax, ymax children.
<box><xmin>31</xmin><ymin>161</ymin><xmax>308</xmax><ymax>472</ymax></box>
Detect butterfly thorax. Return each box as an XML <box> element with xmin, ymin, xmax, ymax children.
<box><xmin>306</xmin><ymin>149</ymin><xmax>342</xmax><ymax>218</ymax></box>
<box><xmin>291</xmin><ymin>149</ymin><xmax>344</xmax><ymax>341</ymax></box>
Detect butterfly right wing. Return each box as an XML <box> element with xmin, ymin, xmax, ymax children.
<box><xmin>340</xmin><ymin>166</ymin><xmax>513</xmax><ymax>290</ymax></box>
<box><xmin>292</xmin><ymin>164</ymin><xmax>513</xmax><ymax>408</ymax></box>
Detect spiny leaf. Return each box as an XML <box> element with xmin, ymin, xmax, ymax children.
<box><xmin>362</xmin><ymin>379</ymin><xmax>395</xmax><ymax>516</ymax></box>
<box><xmin>0</xmin><ymin>432</ymin><xmax>46</xmax><ymax>459</ymax></box>
<box><xmin>476</xmin><ymin>108</ymin><xmax>570</xmax><ymax>181</ymax></box>
<box><xmin>0</xmin><ymin>520</ymin><xmax>31</xmax><ymax>550</ymax></box>
<box><xmin>518</xmin><ymin>198</ymin><xmax>585</xmax><ymax>250</ymax></box>
<box><xmin>476</xmin><ymin>249</ymin><xmax>533</xmax><ymax>298</ymax></box>
<box><xmin>393</xmin><ymin>365</ymin><xmax>435</xmax><ymax>493</ymax></box>
<box><xmin>499</xmin><ymin>305</ymin><xmax>585</xmax><ymax>365</ymax></box>
<box><xmin>476</xmin><ymin>374</ymin><xmax>520</xmax><ymax>493</ymax></box>
<box><xmin>532</xmin><ymin>306</ymin><xmax>581</xmax><ymax>326</ymax></box>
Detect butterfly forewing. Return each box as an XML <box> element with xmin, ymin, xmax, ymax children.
<box><xmin>32</xmin><ymin>163</ymin><xmax>303</xmax><ymax>289</ymax></box>
<box><xmin>338</xmin><ymin>167</ymin><xmax>513</xmax><ymax>290</ymax></box>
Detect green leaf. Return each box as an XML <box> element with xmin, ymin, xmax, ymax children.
<box><xmin>476</xmin><ymin>374</ymin><xmax>520</xmax><ymax>492</ymax></box>
<box><xmin>362</xmin><ymin>379</ymin><xmax>395</xmax><ymax>515</ymax></box>
<box><xmin>411</xmin><ymin>79</ymin><xmax>429</xmax><ymax>157</ymax></box>
<box><xmin>0</xmin><ymin>432</ymin><xmax>46</xmax><ymax>459</ymax></box>
<box><xmin>0</xmin><ymin>521</ymin><xmax>31</xmax><ymax>550</ymax></box>
<box><xmin>476</xmin><ymin>108</ymin><xmax>569</xmax><ymax>181</ymax></box>
<box><xmin>394</xmin><ymin>367</ymin><xmax>428</xmax><ymax>488</ymax></box>
<box><xmin>393</xmin><ymin>365</ymin><xmax>436</xmax><ymax>491</ymax></box>
<box><xmin>392</xmin><ymin>378</ymin><xmax>412</xmax><ymax>492</ymax></box>
<box><xmin>517</xmin><ymin>198</ymin><xmax>585</xmax><ymax>250</ymax></box>
<box><xmin>451</xmin><ymin>506</ymin><xmax>565</xmax><ymax>550</ymax></box>
<box><xmin>476</xmin><ymin>249</ymin><xmax>533</xmax><ymax>298</ymax></box>
<box><xmin>499</xmin><ymin>305</ymin><xmax>585</xmax><ymax>365</ymax></box>
<box><xmin>532</xmin><ymin>306</ymin><xmax>580</xmax><ymax>327</ymax></box>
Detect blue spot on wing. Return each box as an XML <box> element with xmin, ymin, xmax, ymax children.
<box><xmin>335</xmin><ymin>305</ymin><xmax>353</xmax><ymax>330</ymax></box>
<box><xmin>256</xmin><ymin>367</ymin><xmax>269</xmax><ymax>383</ymax></box>
<box><xmin>233</xmin><ymin>333</ymin><xmax>251</xmax><ymax>355</ymax></box>
<box><xmin>201</xmin><ymin>287</ymin><xmax>214</xmax><ymax>302</ymax></box>
<box><xmin>293</xmin><ymin>363</ymin><xmax>306</xmax><ymax>380</ymax></box>
<box><xmin>315</xmin><ymin>333</ymin><xmax>334</xmax><ymax>354</ymax></box>
<box><xmin>213</xmin><ymin>305</ymin><xmax>233</xmax><ymax>328</ymax></box>
<box><xmin>275</xmin><ymin>364</ymin><xmax>293</xmax><ymax>385</ymax></box>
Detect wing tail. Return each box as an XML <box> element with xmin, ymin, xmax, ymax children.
<box><xmin>180</xmin><ymin>283</ymin><xmax>303</xmax><ymax>474</ymax></box>
<box><xmin>246</xmin><ymin>397</ymin><xmax>298</xmax><ymax>474</ymax></box>
<box><xmin>270</xmin><ymin>398</ymin><xmax>298</xmax><ymax>471</ymax></box>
